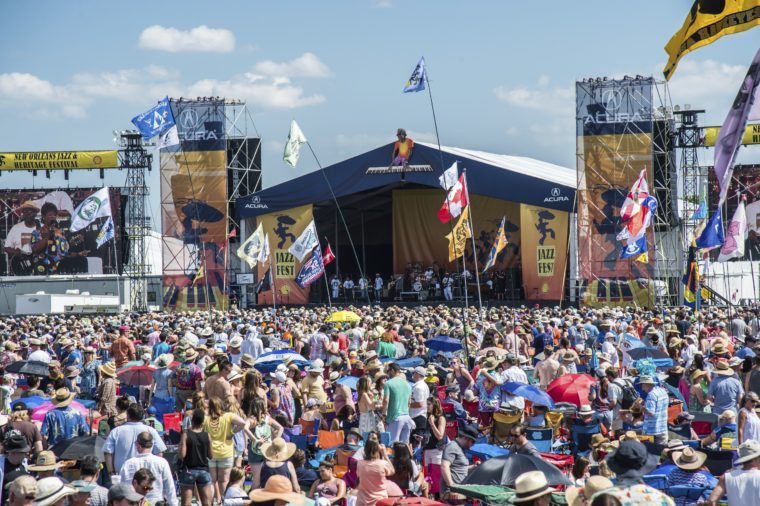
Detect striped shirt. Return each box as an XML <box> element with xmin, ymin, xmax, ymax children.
<box><xmin>643</xmin><ymin>386</ymin><xmax>669</xmax><ymax>435</ymax></box>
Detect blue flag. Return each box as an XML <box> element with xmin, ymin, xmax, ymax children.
<box><xmin>96</xmin><ymin>216</ymin><xmax>115</xmax><ymax>249</ymax></box>
<box><xmin>695</xmin><ymin>209</ymin><xmax>725</xmax><ymax>250</ymax></box>
<box><xmin>690</xmin><ymin>197</ymin><xmax>707</xmax><ymax>220</ymax></box>
<box><xmin>295</xmin><ymin>246</ymin><xmax>325</xmax><ymax>288</ymax></box>
<box><xmin>403</xmin><ymin>57</ymin><xmax>426</xmax><ymax>93</ymax></box>
<box><xmin>620</xmin><ymin>235</ymin><xmax>647</xmax><ymax>259</ymax></box>
<box><xmin>131</xmin><ymin>97</ymin><xmax>175</xmax><ymax>139</ymax></box>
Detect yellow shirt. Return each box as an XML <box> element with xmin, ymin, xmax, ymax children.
<box><xmin>204</xmin><ymin>412</ymin><xmax>234</xmax><ymax>459</ymax></box>
<box><xmin>301</xmin><ymin>374</ymin><xmax>327</xmax><ymax>402</ymax></box>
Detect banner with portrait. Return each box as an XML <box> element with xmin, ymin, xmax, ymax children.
<box><xmin>392</xmin><ymin>189</ymin><xmax>521</xmax><ymax>273</ymax></box>
<box><xmin>255</xmin><ymin>204</ymin><xmax>314</xmax><ymax>306</ymax></box>
<box><xmin>160</xmin><ymin>99</ymin><xmax>228</xmax><ymax>312</ymax></box>
<box><xmin>0</xmin><ymin>188</ymin><xmax>124</xmax><ymax>276</ymax></box>
<box><xmin>520</xmin><ymin>204</ymin><xmax>569</xmax><ymax>300</ymax></box>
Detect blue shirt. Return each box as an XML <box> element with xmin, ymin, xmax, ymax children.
<box><xmin>152</xmin><ymin>342</ymin><xmax>171</xmax><ymax>360</ymax></box>
<box><xmin>41</xmin><ymin>406</ymin><xmax>90</xmax><ymax>446</ymax></box>
<box><xmin>708</xmin><ymin>375</ymin><xmax>743</xmax><ymax>415</ymax></box>
<box><xmin>643</xmin><ymin>386</ymin><xmax>669</xmax><ymax>435</ymax></box>
<box><xmin>63</xmin><ymin>349</ymin><xmax>83</xmax><ymax>368</ymax></box>
<box><xmin>103</xmin><ymin>421</ymin><xmax>167</xmax><ymax>472</ymax></box>
<box><xmin>668</xmin><ymin>468</ymin><xmax>709</xmax><ymax>506</ymax></box>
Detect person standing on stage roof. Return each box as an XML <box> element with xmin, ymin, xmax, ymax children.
<box><xmin>391</xmin><ymin>128</ymin><xmax>413</xmax><ymax>166</ymax></box>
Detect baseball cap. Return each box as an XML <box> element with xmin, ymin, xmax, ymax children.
<box><xmin>108</xmin><ymin>484</ymin><xmax>144</xmax><ymax>503</ymax></box>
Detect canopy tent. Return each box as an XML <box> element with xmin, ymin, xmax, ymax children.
<box><xmin>237</xmin><ymin>142</ymin><xmax>575</xmax><ymax>219</ymax></box>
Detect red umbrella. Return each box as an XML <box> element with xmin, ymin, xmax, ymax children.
<box><xmin>117</xmin><ymin>365</ymin><xmax>156</xmax><ymax>387</ymax></box>
<box><xmin>546</xmin><ymin>373</ymin><xmax>596</xmax><ymax>407</ymax></box>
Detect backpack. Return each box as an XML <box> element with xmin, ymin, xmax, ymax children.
<box><xmin>615</xmin><ymin>378</ymin><xmax>639</xmax><ymax>410</ymax></box>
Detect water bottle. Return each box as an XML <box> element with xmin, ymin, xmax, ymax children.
<box><xmin>314</xmin><ymin>492</ymin><xmax>320</xmax><ymax>506</ymax></box>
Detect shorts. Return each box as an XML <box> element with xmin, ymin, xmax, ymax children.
<box><xmin>208</xmin><ymin>457</ymin><xmax>234</xmax><ymax>469</ymax></box>
<box><xmin>179</xmin><ymin>468</ymin><xmax>212</xmax><ymax>487</ymax></box>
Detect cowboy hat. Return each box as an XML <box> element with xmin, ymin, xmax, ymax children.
<box><xmin>155</xmin><ymin>353</ymin><xmax>174</xmax><ymax>368</ymax></box>
<box><xmin>33</xmin><ymin>477</ymin><xmax>77</xmax><ymax>506</ymax></box>
<box><xmin>240</xmin><ymin>353</ymin><xmax>255</xmax><ymax>367</ymax></box>
<box><xmin>183</xmin><ymin>348</ymin><xmax>199</xmax><ymax>361</ymax></box>
<box><xmin>27</xmin><ymin>451</ymin><xmax>63</xmax><ymax>472</ymax></box>
<box><xmin>260</xmin><ymin>437</ymin><xmax>297</xmax><ymax>462</ymax></box>
<box><xmin>590</xmin><ymin>434</ymin><xmax>609</xmax><ymax>449</ymax></box>
<box><xmin>249</xmin><ymin>475</ymin><xmax>303</xmax><ymax>504</ymax></box>
<box><xmin>481</xmin><ymin>357</ymin><xmax>499</xmax><ymax>370</ymax></box>
<box><xmin>713</xmin><ymin>360</ymin><xmax>734</xmax><ymax>376</ymax></box>
<box><xmin>672</xmin><ymin>447</ymin><xmax>707</xmax><ymax>471</ymax></box>
<box><xmin>64</xmin><ymin>366</ymin><xmax>79</xmax><ymax>379</ymax></box>
<box><xmin>512</xmin><ymin>471</ymin><xmax>556</xmax><ymax>503</ymax></box>
<box><xmin>228</xmin><ymin>370</ymin><xmax>243</xmax><ymax>383</ymax></box>
<box><xmin>565</xmin><ymin>476</ymin><xmax>613</xmax><ymax>506</ymax></box>
<box><xmin>51</xmin><ymin>388</ymin><xmax>75</xmax><ymax>408</ymax></box>
<box><xmin>711</xmin><ymin>340</ymin><xmax>728</xmax><ymax>355</ymax></box>
<box><xmin>98</xmin><ymin>362</ymin><xmax>117</xmax><ymax>378</ymax></box>
<box><xmin>690</xmin><ymin>369</ymin><xmax>708</xmax><ymax>383</ymax></box>
<box><xmin>328</xmin><ymin>371</ymin><xmax>341</xmax><ymax>381</ymax></box>
<box><xmin>19</xmin><ymin>201</ymin><xmax>39</xmax><ymax>211</ymax></box>
<box><xmin>578</xmin><ymin>404</ymin><xmax>594</xmax><ymax>416</ymax></box>
<box><xmin>638</xmin><ymin>375</ymin><xmax>656</xmax><ymax>385</ymax></box>
<box><xmin>229</xmin><ymin>336</ymin><xmax>243</xmax><ymax>348</ymax></box>
<box><xmin>604</xmin><ymin>440</ymin><xmax>659</xmax><ymax>479</ymax></box>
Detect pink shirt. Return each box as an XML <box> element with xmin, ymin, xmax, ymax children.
<box><xmin>356</xmin><ymin>459</ymin><xmax>394</xmax><ymax>506</ymax></box>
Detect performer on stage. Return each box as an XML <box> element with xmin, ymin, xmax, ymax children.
<box><xmin>391</xmin><ymin>128</ymin><xmax>414</xmax><ymax>166</ymax></box>
<box><xmin>4</xmin><ymin>201</ymin><xmax>40</xmax><ymax>275</ymax></box>
<box><xmin>30</xmin><ymin>202</ymin><xmax>88</xmax><ymax>275</ymax></box>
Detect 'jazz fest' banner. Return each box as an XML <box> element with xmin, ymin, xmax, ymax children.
<box><xmin>0</xmin><ymin>151</ymin><xmax>118</xmax><ymax>170</ymax></box>
<box><xmin>392</xmin><ymin>189</ymin><xmax>521</xmax><ymax>274</ymax></box>
<box><xmin>161</xmin><ymin>99</ymin><xmax>228</xmax><ymax>311</ymax></box>
<box><xmin>576</xmin><ymin>79</ymin><xmax>655</xmax><ymax>307</ymax></box>
<box><xmin>254</xmin><ymin>204</ymin><xmax>313</xmax><ymax>306</ymax></box>
<box><xmin>519</xmin><ymin>204</ymin><xmax>569</xmax><ymax>300</ymax></box>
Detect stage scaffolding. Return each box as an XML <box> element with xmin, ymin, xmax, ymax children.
<box><xmin>574</xmin><ymin>76</ymin><xmax>681</xmax><ymax>306</ymax></box>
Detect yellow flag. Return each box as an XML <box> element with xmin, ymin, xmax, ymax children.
<box><xmin>664</xmin><ymin>1</ymin><xmax>760</xmax><ymax>80</ymax></box>
<box><xmin>445</xmin><ymin>206</ymin><xmax>471</xmax><ymax>262</ymax></box>
<box><xmin>192</xmin><ymin>265</ymin><xmax>205</xmax><ymax>284</ymax></box>
<box><xmin>635</xmin><ymin>252</ymin><xmax>649</xmax><ymax>264</ymax></box>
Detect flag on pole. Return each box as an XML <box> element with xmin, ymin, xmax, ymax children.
<box><xmin>156</xmin><ymin>125</ymin><xmax>180</xmax><ymax>149</ymax></box>
<box><xmin>131</xmin><ymin>97</ymin><xmax>176</xmax><ymax>139</ymax></box>
<box><xmin>439</xmin><ymin>162</ymin><xmax>458</xmax><ymax>190</ymax></box>
<box><xmin>445</xmin><ymin>206</ymin><xmax>471</xmax><ymax>262</ymax></box>
<box><xmin>236</xmin><ymin>222</ymin><xmax>266</xmax><ymax>268</ymax></box>
<box><xmin>256</xmin><ymin>269</ymin><xmax>272</xmax><ymax>293</ymax></box>
<box><xmin>257</xmin><ymin>233</ymin><xmax>271</xmax><ymax>265</ymax></box>
<box><xmin>192</xmin><ymin>265</ymin><xmax>205</xmax><ymax>285</ymax></box>
<box><xmin>695</xmin><ymin>209</ymin><xmax>725</xmax><ymax>250</ymax></box>
<box><xmin>713</xmin><ymin>48</ymin><xmax>760</xmax><ymax>206</ymax></box>
<box><xmin>96</xmin><ymin>216</ymin><xmax>115</xmax><ymax>249</ymax></box>
<box><xmin>620</xmin><ymin>168</ymin><xmax>649</xmax><ymax>222</ymax></box>
<box><xmin>295</xmin><ymin>246</ymin><xmax>325</xmax><ymax>288</ymax></box>
<box><xmin>283</xmin><ymin>120</ymin><xmax>308</xmax><ymax>168</ymax></box>
<box><xmin>438</xmin><ymin>173</ymin><xmax>469</xmax><ymax>223</ymax></box>
<box><xmin>70</xmin><ymin>187</ymin><xmax>112</xmax><ymax>232</ymax></box>
<box><xmin>482</xmin><ymin>217</ymin><xmax>508</xmax><ymax>272</ymax></box>
<box><xmin>322</xmin><ymin>243</ymin><xmax>335</xmax><ymax>266</ymax></box>
<box><xmin>229</xmin><ymin>228</ymin><xmax>237</xmax><ymax>239</ymax></box>
<box><xmin>718</xmin><ymin>198</ymin><xmax>748</xmax><ymax>261</ymax></box>
<box><xmin>288</xmin><ymin>219</ymin><xmax>318</xmax><ymax>262</ymax></box>
<box><xmin>683</xmin><ymin>245</ymin><xmax>701</xmax><ymax>309</ymax></box>
<box><xmin>690</xmin><ymin>196</ymin><xmax>707</xmax><ymax>220</ymax></box>
<box><xmin>403</xmin><ymin>57</ymin><xmax>426</xmax><ymax>93</ymax></box>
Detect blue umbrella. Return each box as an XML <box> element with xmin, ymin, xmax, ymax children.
<box><xmin>501</xmin><ymin>381</ymin><xmax>555</xmax><ymax>408</ymax></box>
<box><xmin>736</xmin><ymin>347</ymin><xmax>756</xmax><ymax>359</ymax></box>
<box><xmin>627</xmin><ymin>346</ymin><xmax>670</xmax><ymax>361</ymax></box>
<box><xmin>254</xmin><ymin>349</ymin><xmax>309</xmax><ymax>373</ymax></box>
<box><xmin>395</xmin><ymin>357</ymin><xmax>425</xmax><ymax>368</ymax></box>
<box><xmin>426</xmin><ymin>335</ymin><xmax>463</xmax><ymax>352</ymax></box>
<box><xmin>336</xmin><ymin>376</ymin><xmax>359</xmax><ymax>390</ymax></box>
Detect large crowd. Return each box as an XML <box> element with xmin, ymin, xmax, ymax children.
<box><xmin>0</xmin><ymin>304</ymin><xmax>759</xmax><ymax>506</ymax></box>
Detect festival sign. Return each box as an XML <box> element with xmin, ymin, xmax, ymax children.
<box><xmin>520</xmin><ymin>204</ymin><xmax>569</xmax><ymax>300</ymax></box>
<box><xmin>704</xmin><ymin>123</ymin><xmax>760</xmax><ymax>147</ymax></box>
<box><xmin>255</xmin><ymin>204</ymin><xmax>314</xmax><ymax>305</ymax></box>
<box><xmin>0</xmin><ymin>151</ymin><xmax>118</xmax><ymax>170</ymax></box>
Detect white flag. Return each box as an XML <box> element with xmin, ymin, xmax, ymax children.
<box><xmin>236</xmin><ymin>222</ymin><xmax>266</xmax><ymax>268</ymax></box>
<box><xmin>439</xmin><ymin>162</ymin><xmax>458</xmax><ymax>190</ymax></box>
<box><xmin>257</xmin><ymin>233</ymin><xmax>271</xmax><ymax>265</ymax></box>
<box><xmin>96</xmin><ymin>216</ymin><xmax>115</xmax><ymax>249</ymax></box>
<box><xmin>718</xmin><ymin>199</ymin><xmax>748</xmax><ymax>262</ymax></box>
<box><xmin>70</xmin><ymin>187</ymin><xmax>112</xmax><ymax>232</ymax></box>
<box><xmin>283</xmin><ymin>120</ymin><xmax>307</xmax><ymax>167</ymax></box>
<box><xmin>156</xmin><ymin>125</ymin><xmax>180</xmax><ymax>149</ymax></box>
<box><xmin>288</xmin><ymin>219</ymin><xmax>318</xmax><ymax>262</ymax></box>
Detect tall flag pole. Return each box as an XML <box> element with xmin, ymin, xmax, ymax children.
<box><xmin>462</xmin><ymin>170</ymin><xmax>483</xmax><ymax>312</ymax></box>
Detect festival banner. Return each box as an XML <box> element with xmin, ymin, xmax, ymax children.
<box><xmin>704</xmin><ymin>123</ymin><xmax>760</xmax><ymax>147</ymax></box>
<box><xmin>392</xmin><ymin>189</ymin><xmax>521</xmax><ymax>274</ymax></box>
<box><xmin>255</xmin><ymin>204</ymin><xmax>314</xmax><ymax>305</ymax></box>
<box><xmin>520</xmin><ymin>204</ymin><xmax>569</xmax><ymax>300</ymax></box>
<box><xmin>0</xmin><ymin>151</ymin><xmax>118</xmax><ymax>170</ymax></box>
<box><xmin>445</xmin><ymin>206</ymin><xmax>471</xmax><ymax>262</ymax></box>
<box><xmin>160</xmin><ymin>99</ymin><xmax>228</xmax><ymax>312</ymax></box>
<box><xmin>580</xmin><ymin>278</ymin><xmax>655</xmax><ymax>308</ymax></box>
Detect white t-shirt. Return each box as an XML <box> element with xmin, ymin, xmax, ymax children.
<box><xmin>409</xmin><ymin>379</ymin><xmax>430</xmax><ymax>419</ymax></box>
<box><xmin>5</xmin><ymin>222</ymin><xmax>37</xmax><ymax>251</ymax></box>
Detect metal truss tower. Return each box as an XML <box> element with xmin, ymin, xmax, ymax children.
<box><xmin>673</xmin><ymin>109</ymin><xmax>705</xmax><ymax>249</ymax></box>
<box><xmin>119</xmin><ymin>131</ymin><xmax>151</xmax><ymax>312</ymax></box>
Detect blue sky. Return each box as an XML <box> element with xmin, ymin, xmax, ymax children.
<box><xmin>1</xmin><ymin>0</ymin><xmax>759</xmax><ymax>227</ymax></box>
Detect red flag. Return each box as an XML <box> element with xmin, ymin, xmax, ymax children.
<box><xmin>229</xmin><ymin>228</ymin><xmax>238</xmax><ymax>239</ymax></box>
<box><xmin>438</xmin><ymin>173</ymin><xmax>469</xmax><ymax>223</ymax></box>
<box><xmin>322</xmin><ymin>243</ymin><xmax>335</xmax><ymax>265</ymax></box>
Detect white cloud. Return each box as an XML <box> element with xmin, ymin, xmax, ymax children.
<box><xmin>494</xmin><ymin>81</ymin><xmax>574</xmax><ymax>116</ymax></box>
<box><xmin>665</xmin><ymin>59</ymin><xmax>748</xmax><ymax>121</ymax></box>
<box><xmin>374</xmin><ymin>0</ymin><xmax>393</xmax><ymax>7</ymax></box>
<box><xmin>253</xmin><ymin>53</ymin><xmax>331</xmax><ymax>78</ymax></box>
<box><xmin>0</xmin><ymin>72</ymin><xmax>88</xmax><ymax>118</ymax></box>
<box><xmin>187</xmin><ymin>73</ymin><xmax>325</xmax><ymax>109</ymax></box>
<box><xmin>138</xmin><ymin>25</ymin><xmax>235</xmax><ymax>53</ymax></box>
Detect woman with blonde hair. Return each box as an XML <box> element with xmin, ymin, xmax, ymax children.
<box><xmin>204</xmin><ymin>396</ymin><xmax>250</xmax><ymax>504</ymax></box>
<box><xmin>357</xmin><ymin>376</ymin><xmax>380</xmax><ymax>434</ymax></box>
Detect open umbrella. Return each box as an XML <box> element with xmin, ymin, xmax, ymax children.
<box><xmin>462</xmin><ymin>453</ymin><xmax>571</xmax><ymax>487</ymax></box>
<box><xmin>736</xmin><ymin>347</ymin><xmax>756</xmax><ymax>359</ymax></box>
<box><xmin>117</xmin><ymin>365</ymin><xmax>156</xmax><ymax>387</ymax></box>
<box><xmin>394</xmin><ymin>357</ymin><xmax>424</xmax><ymax>369</ymax></box>
<box><xmin>326</xmin><ymin>310</ymin><xmax>361</xmax><ymax>323</ymax></box>
<box><xmin>501</xmin><ymin>381</ymin><xmax>555</xmax><ymax>408</ymax></box>
<box><xmin>477</xmin><ymin>347</ymin><xmax>508</xmax><ymax>358</ymax></box>
<box><xmin>546</xmin><ymin>373</ymin><xmax>596</xmax><ymax>407</ymax></box>
<box><xmin>627</xmin><ymin>346</ymin><xmax>670</xmax><ymax>361</ymax></box>
<box><xmin>5</xmin><ymin>360</ymin><xmax>50</xmax><ymax>377</ymax></box>
<box><xmin>254</xmin><ymin>349</ymin><xmax>309</xmax><ymax>374</ymax></box>
<box><xmin>426</xmin><ymin>336</ymin><xmax>462</xmax><ymax>353</ymax></box>
<box><xmin>336</xmin><ymin>376</ymin><xmax>359</xmax><ymax>390</ymax></box>
<box><xmin>51</xmin><ymin>435</ymin><xmax>105</xmax><ymax>461</ymax></box>
<box><xmin>29</xmin><ymin>400</ymin><xmax>90</xmax><ymax>422</ymax></box>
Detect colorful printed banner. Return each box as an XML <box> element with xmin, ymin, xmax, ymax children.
<box><xmin>0</xmin><ymin>151</ymin><xmax>118</xmax><ymax>170</ymax></box>
<box><xmin>520</xmin><ymin>204</ymin><xmax>569</xmax><ymax>300</ymax></box>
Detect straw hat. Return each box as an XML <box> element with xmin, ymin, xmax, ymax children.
<box><xmin>566</xmin><ymin>476</ymin><xmax>613</xmax><ymax>506</ymax></box>
<box><xmin>249</xmin><ymin>475</ymin><xmax>303</xmax><ymax>505</ymax></box>
<box><xmin>33</xmin><ymin>478</ymin><xmax>76</xmax><ymax>506</ymax></box>
<box><xmin>711</xmin><ymin>340</ymin><xmax>729</xmax><ymax>355</ymax></box>
<box><xmin>590</xmin><ymin>434</ymin><xmax>609</xmax><ymax>449</ymax></box>
<box><xmin>240</xmin><ymin>354</ymin><xmax>255</xmax><ymax>368</ymax></box>
<box><xmin>260</xmin><ymin>437</ymin><xmax>297</xmax><ymax>462</ymax></box>
<box><xmin>183</xmin><ymin>348</ymin><xmax>199</xmax><ymax>361</ymax></box>
<box><xmin>714</xmin><ymin>360</ymin><xmax>734</xmax><ymax>376</ymax></box>
<box><xmin>64</xmin><ymin>366</ymin><xmax>79</xmax><ymax>379</ymax></box>
<box><xmin>20</xmin><ymin>201</ymin><xmax>39</xmax><ymax>211</ymax></box>
<box><xmin>690</xmin><ymin>369</ymin><xmax>708</xmax><ymax>383</ymax></box>
<box><xmin>27</xmin><ymin>451</ymin><xmax>62</xmax><ymax>472</ymax></box>
<box><xmin>98</xmin><ymin>362</ymin><xmax>117</xmax><ymax>378</ymax></box>
<box><xmin>578</xmin><ymin>404</ymin><xmax>594</xmax><ymax>416</ymax></box>
<box><xmin>155</xmin><ymin>353</ymin><xmax>174</xmax><ymax>368</ymax></box>
<box><xmin>672</xmin><ymin>447</ymin><xmax>707</xmax><ymax>471</ymax></box>
<box><xmin>307</xmin><ymin>359</ymin><xmax>325</xmax><ymax>374</ymax></box>
<box><xmin>512</xmin><ymin>471</ymin><xmax>556</xmax><ymax>503</ymax></box>
<box><xmin>736</xmin><ymin>439</ymin><xmax>760</xmax><ymax>464</ymax></box>
<box><xmin>50</xmin><ymin>388</ymin><xmax>75</xmax><ymax>408</ymax></box>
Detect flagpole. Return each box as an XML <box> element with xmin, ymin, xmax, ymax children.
<box><xmin>270</xmin><ymin>262</ymin><xmax>277</xmax><ymax>329</ymax></box>
<box><xmin>463</xmin><ymin>170</ymin><xmax>483</xmax><ymax>313</ymax></box>
<box><xmin>110</xmin><ymin>225</ymin><xmax>122</xmax><ymax>308</ymax></box>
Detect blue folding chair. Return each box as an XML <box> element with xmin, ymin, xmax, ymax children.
<box><xmin>570</xmin><ymin>421</ymin><xmax>600</xmax><ymax>456</ymax></box>
<box><xmin>666</xmin><ymin>485</ymin><xmax>710</xmax><ymax>502</ymax></box>
<box><xmin>642</xmin><ymin>474</ymin><xmax>669</xmax><ymax>490</ymax></box>
<box><xmin>525</xmin><ymin>428</ymin><xmax>554</xmax><ymax>453</ymax></box>
<box><xmin>361</xmin><ymin>431</ymin><xmax>391</xmax><ymax>447</ymax></box>
<box><xmin>291</xmin><ymin>435</ymin><xmax>309</xmax><ymax>452</ymax></box>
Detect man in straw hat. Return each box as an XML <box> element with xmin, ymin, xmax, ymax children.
<box><xmin>118</xmin><ymin>432</ymin><xmax>177</xmax><ymax>506</ymax></box>
<box><xmin>667</xmin><ymin>447</ymin><xmax>711</xmax><ymax>492</ymax></box>
<box><xmin>40</xmin><ymin>388</ymin><xmax>88</xmax><ymax>447</ymax></box>
<box><xmin>706</xmin><ymin>439</ymin><xmax>760</xmax><ymax>505</ymax></box>
<box><xmin>172</xmin><ymin>347</ymin><xmax>202</xmax><ymax>412</ymax></box>
<box><xmin>708</xmin><ymin>360</ymin><xmax>743</xmax><ymax>417</ymax></box>
<box><xmin>511</xmin><ymin>470</ymin><xmax>556</xmax><ymax>505</ymax></box>
<box><xmin>96</xmin><ymin>362</ymin><xmax>118</xmax><ymax>417</ymax></box>
<box><xmin>27</xmin><ymin>451</ymin><xmax>62</xmax><ymax>479</ymax></box>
